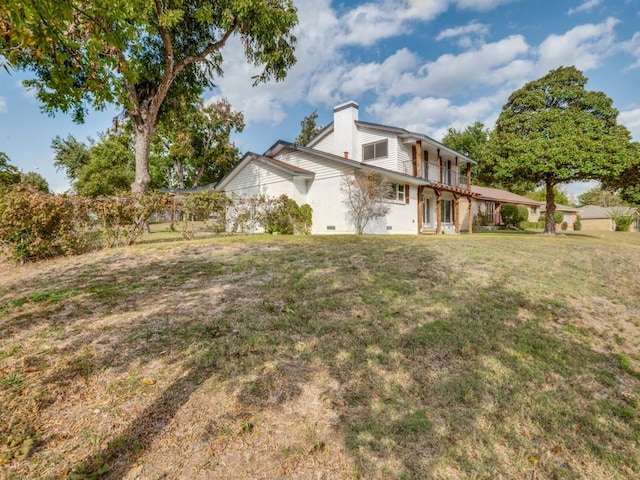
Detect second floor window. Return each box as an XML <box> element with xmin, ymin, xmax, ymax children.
<box><xmin>363</xmin><ymin>140</ymin><xmax>388</xmax><ymax>160</ymax></box>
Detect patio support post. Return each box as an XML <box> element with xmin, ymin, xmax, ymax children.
<box><xmin>453</xmin><ymin>193</ymin><xmax>460</xmax><ymax>233</ymax></box>
<box><xmin>468</xmin><ymin>195</ymin><xmax>473</xmax><ymax>234</ymax></box>
<box><xmin>438</xmin><ymin>149</ymin><xmax>442</xmax><ymax>183</ymax></box>
<box><xmin>415</xmin><ymin>141</ymin><xmax>422</xmax><ymax>178</ymax></box>
<box><xmin>417</xmin><ymin>186</ymin><xmax>423</xmax><ymax>233</ymax></box>
<box><xmin>455</xmin><ymin>157</ymin><xmax>459</xmax><ymax>187</ymax></box>
<box><xmin>436</xmin><ymin>190</ymin><xmax>442</xmax><ymax>234</ymax></box>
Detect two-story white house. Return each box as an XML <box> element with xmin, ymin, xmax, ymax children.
<box><xmin>216</xmin><ymin>101</ymin><xmax>478</xmax><ymax>234</ymax></box>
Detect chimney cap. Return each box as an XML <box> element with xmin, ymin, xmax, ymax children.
<box><xmin>333</xmin><ymin>101</ymin><xmax>359</xmax><ymax>113</ymax></box>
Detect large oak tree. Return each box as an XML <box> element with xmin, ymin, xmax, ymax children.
<box><xmin>485</xmin><ymin>66</ymin><xmax>634</xmax><ymax>234</ymax></box>
<box><xmin>1</xmin><ymin>0</ymin><xmax>297</xmax><ymax>193</ymax></box>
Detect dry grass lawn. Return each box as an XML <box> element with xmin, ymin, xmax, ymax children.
<box><xmin>1</xmin><ymin>231</ymin><xmax>639</xmax><ymax>479</ymax></box>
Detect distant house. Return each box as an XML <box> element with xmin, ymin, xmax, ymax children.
<box><xmin>540</xmin><ymin>204</ymin><xmax>579</xmax><ymax>230</ymax></box>
<box><xmin>471</xmin><ymin>186</ymin><xmax>541</xmax><ymax>226</ymax></box>
<box><xmin>216</xmin><ymin>101</ymin><xmax>479</xmax><ymax>234</ymax></box>
<box><xmin>578</xmin><ymin>205</ymin><xmax>639</xmax><ymax>231</ymax></box>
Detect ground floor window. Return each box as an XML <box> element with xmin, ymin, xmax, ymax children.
<box><xmin>389</xmin><ymin>183</ymin><xmax>405</xmax><ymax>202</ymax></box>
<box><xmin>485</xmin><ymin>202</ymin><xmax>496</xmax><ymax>223</ymax></box>
<box><xmin>441</xmin><ymin>199</ymin><xmax>453</xmax><ymax>223</ymax></box>
<box><xmin>422</xmin><ymin>197</ymin><xmax>431</xmax><ymax>225</ymax></box>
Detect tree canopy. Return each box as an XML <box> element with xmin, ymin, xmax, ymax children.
<box><xmin>151</xmin><ymin>97</ymin><xmax>244</xmax><ymax>189</ymax></box>
<box><xmin>0</xmin><ymin>152</ymin><xmax>50</xmax><ymax>193</ymax></box>
<box><xmin>52</xmin><ymin>129</ymin><xmax>134</xmax><ymax>196</ymax></box>
<box><xmin>525</xmin><ymin>186</ymin><xmax>574</xmax><ymax>207</ymax></box>
<box><xmin>576</xmin><ymin>185</ymin><xmax>626</xmax><ymax>207</ymax></box>
<box><xmin>441</xmin><ymin>121</ymin><xmax>493</xmax><ymax>186</ymax></box>
<box><xmin>2</xmin><ymin>0</ymin><xmax>298</xmax><ymax>193</ymax></box>
<box><xmin>52</xmin><ymin>134</ymin><xmax>91</xmax><ymax>182</ymax></box>
<box><xmin>20</xmin><ymin>171</ymin><xmax>50</xmax><ymax>192</ymax></box>
<box><xmin>0</xmin><ymin>152</ymin><xmax>20</xmax><ymax>192</ymax></box>
<box><xmin>603</xmin><ymin>142</ymin><xmax>640</xmax><ymax>206</ymax></box>
<box><xmin>485</xmin><ymin>66</ymin><xmax>634</xmax><ymax>234</ymax></box>
<box><xmin>295</xmin><ymin>110</ymin><xmax>323</xmax><ymax>146</ymax></box>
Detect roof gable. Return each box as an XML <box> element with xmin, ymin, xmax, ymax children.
<box><xmin>216</xmin><ymin>152</ymin><xmax>314</xmax><ymax>191</ymax></box>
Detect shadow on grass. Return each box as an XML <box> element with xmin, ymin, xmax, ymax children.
<box><xmin>1</xmin><ymin>236</ymin><xmax>638</xmax><ymax>479</ymax></box>
<box><xmin>325</xmin><ymin>280</ymin><xmax>638</xmax><ymax>478</ymax></box>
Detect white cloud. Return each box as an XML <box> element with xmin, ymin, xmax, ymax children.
<box><xmin>437</xmin><ymin>21</ymin><xmax>490</xmax><ymax>48</ymax></box>
<box><xmin>15</xmin><ymin>80</ymin><xmax>37</xmax><ymax>101</ymax></box>
<box><xmin>622</xmin><ymin>32</ymin><xmax>640</xmax><ymax>69</ymax></box>
<box><xmin>367</xmin><ymin>90</ymin><xmax>508</xmax><ymax>140</ymax></box>
<box><xmin>403</xmin><ymin>0</ymin><xmax>451</xmax><ymax>20</ymax></box>
<box><xmin>334</xmin><ymin>48</ymin><xmax>419</xmax><ymax>98</ymax></box>
<box><xmin>454</xmin><ymin>0</ymin><xmax>516</xmax><ymax>11</ymax></box>
<box><xmin>0</xmin><ymin>97</ymin><xmax>7</xmax><ymax>113</ymax></box>
<box><xmin>210</xmin><ymin>0</ymin><xmax>628</xmax><ymax>151</ymax></box>
<box><xmin>413</xmin><ymin>35</ymin><xmax>531</xmax><ymax>96</ymax></box>
<box><xmin>337</xmin><ymin>2</ymin><xmax>411</xmax><ymax>47</ymax></box>
<box><xmin>437</xmin><ymin>21</ymin><xmax>490</xmax><ymax>41</ymax></box>
<box><xmin>567</xmin><ymin>0</ymin><xmax>601</xmax><ymax>15</ymax></box>
<box><xmin>308</xmin><ymin>35</ymin><xmax>533</xmax><ymax>104</ymax></box>
<box><xmin>619</xmin><ymin>108</ymin><xmax>640</xmax><ymax>141</ymax></box>
<box><xmin>536</xmin><ymin>17</ymin><xmax>618</xmax><ymax>72</ymax></box>
<box><xmin>209</xmin><ymin>0</ymin><xmax>528</xmax><ymax>127</ymax></box>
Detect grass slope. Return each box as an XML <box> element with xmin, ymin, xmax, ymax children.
<box><xmin>1</xmin><ymin>232</ymin><xmax>639</xmax><ymax>479</ymax></box>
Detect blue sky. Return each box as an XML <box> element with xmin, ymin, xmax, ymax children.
<box><xmin>1</xmin><ymin>0</ymin><xmax>640</xmax><ymax>194</ymax></box>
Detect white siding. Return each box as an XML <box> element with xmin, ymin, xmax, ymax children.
<box><xmin>306</xmin><ymin>176</ymin><xmax>418</xmax><ymax>235</ymax></box>
<box><xmin>364</xmin><ymin>185</ymin><xmax>418</xmax><ymax>234</ymax></box>
<box><xmin>357</xmin><ymin>128</ymin><xmax>397</xmax><ymax>170</ymax></box>
<box><xmin>396</xmin><ymin>141</ymin><xmax>412</xmax><ymax>175</ymax></box>
<box><xmin>276</xmin><ymin>150</ymin><xmax>349</xmax><ymax>181</ymax></box>
<box><xmin>223</xmin><ymin>161</ymin><xmax>296</xmax><ymax>198</ymax></box>
<box><xmin>312</xmin><ymin>131</ymin><xmax>335</xmax><ymax>155</ymax></box>
<box><xmin>275</xmin><ymin>149</ymin><xmax>419</xmax><ymax>234</ymax></box>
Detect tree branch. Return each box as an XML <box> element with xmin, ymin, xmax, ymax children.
<box><xmin>173</xmin><ymin>20</ymin><xmax>238</xmax><ymax>77</ymax></box>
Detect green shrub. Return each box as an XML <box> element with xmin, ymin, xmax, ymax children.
<box><xmin>501</xmin><ymin>204</ymin><xmax>528</xmax><ymax>226</ymax></box>
<box><xmin>555</xmin><ymin>211</ymin><xmax>563</xmax><ymax>223</ymax></box>
<box><xmin>518</xmin><ymin>221</ymin><xmax>545</xmax><ymax>229</ymax></box>
<box><xmin>573</xmin><ymin>215</ymin><xmax>582</xmax><ymax>231</ymax></box>
<box><xmin>611</xmin><ymin>209</ymin><xmax>636</xmax><ymax>231</ymax></box>
<box><xmin>93</xmin><ymin>192</ymin><xmax>171</xmax><ymax>247</ymax></box>
<box><xmin>263</xmin><ymin>195</ymin><xmax>312</xmax><ymax>235</ymax></box>
<box><xmin>561</xmin><ymin>221</ymin><xmax>568</xmax><ymax>231</ymax></box>
<box><xmin>0</xmin><ymin>185</ymin><xmax>92</xmax><ymax>262</ymax></box>
<box><xmin>539</xmin><ymin>211</ymin><xmax>563</xmax><ymax>224</ymax></box>
<box><xmin>228</xmin><ymin>194</ymin><xmax>312</xmax><ymax>235</ymax></box>
<box><xmin>473</xmin><ymin>211</ymin><xmax>493</xmax><ymax>226</ymax></box>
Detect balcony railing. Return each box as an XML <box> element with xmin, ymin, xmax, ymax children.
<box><xmin>401</xmin><ymin>160</ymin><xmax>470</xmax><ymax>190</ymax></box>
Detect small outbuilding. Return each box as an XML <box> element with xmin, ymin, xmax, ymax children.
<box><xmin>578</xmin><ymin>205</ymin><xmax>639</xmax><ymax>232</ymax></box>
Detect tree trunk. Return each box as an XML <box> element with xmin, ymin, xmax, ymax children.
<box><xmin>131</xmin><ymin>122</ymin><xmax>153</xmax><ymax>194</ymax></box>
<box><xmin>175</xmin><ymin>159</ymin><xmax>185</xmax><ymax>189</ymax></box>
<box><xmin>193</xmin><ymin>164</ymin><xmax>206</xmax><ymax>188</ymax></box>
<box><xmin>544</xmin><ymin>180</ymin><xmax>556</xmax><ymax>235</ymax></box>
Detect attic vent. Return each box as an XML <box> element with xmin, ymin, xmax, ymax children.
<box><xmin>326</xmin><ymin>225</ymin><xmax>336</xmax><ymax>231</ymax></box>
<box><xmin>387</xmin><ymin>226</ymin><xmax>393</xmax><ymax>230</ymax></box>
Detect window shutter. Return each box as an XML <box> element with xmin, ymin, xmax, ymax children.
<box><xmin>405</xmin><ymin>184</ymin><xmax>410</xmax><ymax>204</ymax></box>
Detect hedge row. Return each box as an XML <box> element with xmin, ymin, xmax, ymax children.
<box><xmin>0</xmin><ymin>187</ymin><xmax>311</xmax><ymax>263</ymax></box>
